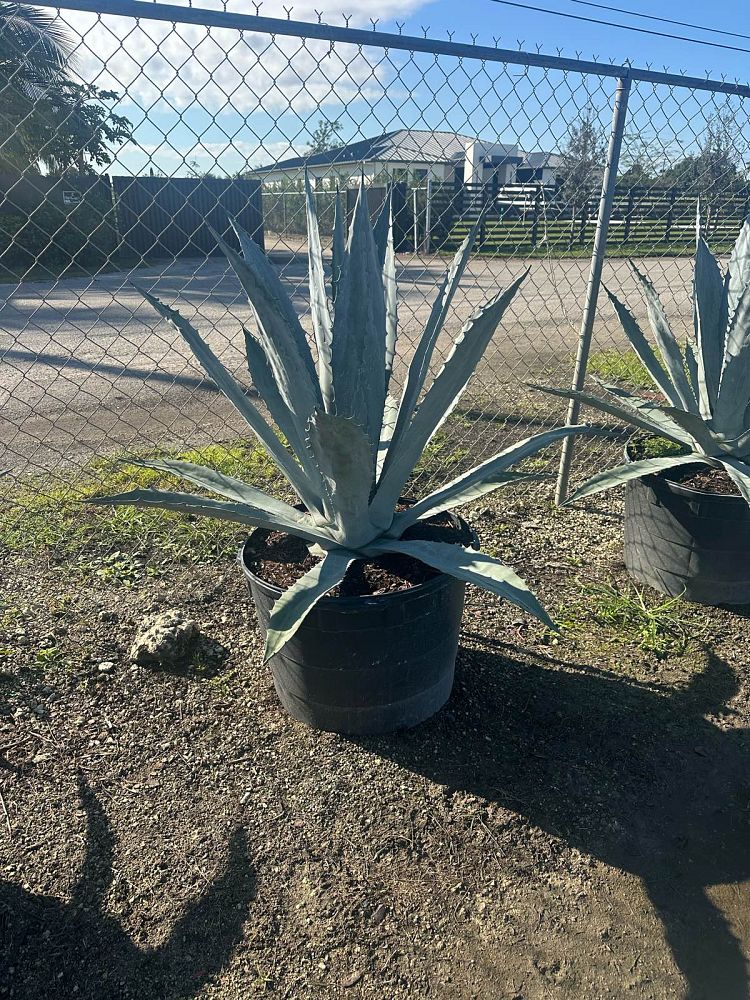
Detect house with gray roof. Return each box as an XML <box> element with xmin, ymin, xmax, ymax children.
<box><xmin>251</xmin><ymin>129</ymin><xmax>559</xmax><ymax>188</ymax></box>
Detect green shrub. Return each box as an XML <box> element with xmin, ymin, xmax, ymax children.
<box><xmin>0</xmin><ymin>193</ymin><xmax>118</xmax><ymax>275</ymax></box>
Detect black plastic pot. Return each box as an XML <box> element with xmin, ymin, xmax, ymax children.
<box><xmin>240</xmin><ymin>514</ymin><xmax>474</xmax><ymax>735</ymax></box>
<box><xmin>623</xmin><ymin>447</ymin><xmax>750</xmax><ymax>605</ymax></box>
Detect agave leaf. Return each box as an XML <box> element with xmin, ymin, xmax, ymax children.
<box><xmin>723</xmin><ymin>281</ymin><xmax>750</xmax><ymax>363</ymax></box>
<box><xmin>718</xmin><ymin>456</ymin><xmax>750</xmax><ymax>504</ymax></box>
<box><xmin>372</xmin><ymin>273</ymin><xmax>527</xmax><ymax>526</ymax></box>
<box><xmin>529</xmin><ymin>383</ymin><xmax>694</xmax><ymax>446</ymax></box>
<box><xmin>129</xmin><ymin>458</ymin><xmax>335</xmax><ymax>537</ymax></box>
<box><xmin>210</xmin><ymin>224</ymin><xmax>321</xmax><ymax>421</ymax></box>
<box><xmin>381</xmin><ymin>212</ymin><xmax>489</xmax><ymax>483</ymax></box>
<box><xmin>304</xmin><ymin>174</ymin><xmax>334</xmax><ymax>411</ymax></box>
<box><xmin>226</xmin><ymin>219</ymin><xmax>319</xmax><ymax>390</ymax></box>
<box><xmin>393</xmin><ymin>471</ymin><xmax>546</xmax><ymax>525</ymax></box>
<box><xmin>378</xmin><ymin>394</ymin><xmax>399</xmax><ymax>479</ymax></box>
<box><xmin>596</xmin><ymin>381</ymin><xmax>694</xmax><ymax>441</ymax></box>
<box><xmin>381</xmin><ymin>194</ymin><xmax>398</xmax><ymax>393</ymax></box>
<box><xmin>692</xmin><ymin>237</ymin><xmax>724</xmax><ymax>415</ymax></box>
<box><xmin>135</xmin><ymin>287</ymin><xmax>323</xmax><ymax>514</ymax></box>
<box><xmin>685</xmin><ymin>340</ymin><xmax>700</xmax><ymax>398</ymax></box>
<box><xmin>242</xmin><ymin>329</ymin><xmax>311</xmax><ymax>466</ymax></box>
<box><xmin>391</xmin><ymin>424</ymin><xmax>591</xmax><ymax>532</ymax></box>
<box><xmin>373</xmin><ymin>188</ymin><xmax>391</xmax><ymax>268</ymax></box>
<box><xmin>330</xmin><ymin>184</ymin><xmax>387</xmax><ymax>455</ymax></box>
<box><xmin>87</xmin><ymin>487</ymin><xmax>335</xmax><ymax>547</ymax></box>
<box><xmin>727</xmin><ymin>216</ymin><xmax>750</xmax><ymax>325</ymax></box>
<box><xmin>603</xmin><ymin>285</ymin><xmax>688</xmax><ymax>409</ymax></box>
<box><xmin>714</xmin><ymin>338</ymin><xmax>750</xmax><ymax>440</ymax></box>
<box><xmin>660</xmin><ymin>406</ymin><xmax>723</xmax><ymax>456</ymax></box>
<box><xmin>264</xmin><ymin>549</ymin><xmax>356</xmax><ymax>661</ymax></box>
<box><xmin>566</xmin><ymin>453</ymin><xmax>702</xmax><ymax>504</ymax></box>
<box><xmin>630</xmin><ymin>263</ymin><xmax>696</xmax><ymax>413</ymax></box>
<box><xmin>367</xmin><ymin>538</ymin><xmax>555</xmax><ymax>629</ymax></box>
<box><xmin>307</xmin><ymin>411</ymin><xmax>378</xmax><ymax>548</ymax></box>
<box><xmin>331</xmin><ymin>188</ymin><xmax>346</xmax><ymax>305</ymax></box>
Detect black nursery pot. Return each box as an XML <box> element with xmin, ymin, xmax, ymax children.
<box><xmin>623</xmin><ymin>443</ymin><xmax>750</xmax><ymax>605</ymax></box>
<box><xmin>240</xmin><ymin>513</ymin><xmax>474</xmax><ymax>735</ymax></box>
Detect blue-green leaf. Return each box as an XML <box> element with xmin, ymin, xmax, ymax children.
<box><xmin>264</xmin><ymin>549</ymin><xmax>356</xmax><ymax>661</ymax></box>
<box><xmin>630</xmin><ymin>263</ymin><xmax>696</xmax><ymax>412</ymax></box>
<box><xmin>368</xmin><ymin>538</ymin><xmax>555</xmax><ymax>629</ymax></box>
<box><xmin>381</xmin><ymin>211</ymin><xmax>488</xmax><ymax>482</ymax></box>
<box><xmin>135</xmin><ymin>287</ymin><xmax>322</xmax><ymax>513</ymax></box>
<box><xmin>566</xmin><ymin>454</ymin><xmax>702</xmax><ymax>504</ymax></box>
<box><xmin>693</xmin><ymin>237</ymin><xmax>724</xmax><ymax>415</ymax></box>
<box><xmin>372</xmin><ymin>272</ymin><xmax>527</xmax><ymax>525</ymax></box>
<box><xmin>305</xmin><ymin>174</ymin><xmax>333</xmax><ymax>411</ymax></box>
<box><xmin>87</xmin><ymin>487</ymin><xmax>335</xmax><ymax>547</ymax></box>
<box><xmin>604</xmin><ymin>284</ymin><xmax>689</xmax><ymax>409</ymax></box>
<box><xmin>307</xmin><ymin>411</ymin><xmax>378</xmax><ymax>548</ymax></box>
<box><xmin>391</xmin><ymin>424</ymin><xmax>591</xmax><ymax>532</ymax></box>
<box><xmin>331</xmin><ymin>184</ymin><xmax>387</xmax><ymax>455</ymax></box>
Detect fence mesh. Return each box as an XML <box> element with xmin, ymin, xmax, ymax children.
<box><xmin>2</xmin><ymin>2</ymin><xmax>750</xmax><ymax>529</ymax></box>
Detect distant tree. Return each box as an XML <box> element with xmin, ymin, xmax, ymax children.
<box><xmin>655</xmin><ymin>110</ymin><xmax>746</xmax><ymax>234</ymax></box>
<box><xmin>0</xmin><ymin>4</ymin><xmax>131</xmax><ymax>174</ymax></box>
<box><xmin>0</xmin><ymin>2</ymin><xmax>71</xmax><ymax>96</ymax></box>
<box><xmin>306</xmin><ymin>118</ymin><xmax>343</xmax><ymax>154</ymax></box>
<box><xmin>556</xmin><ymin>106</ymin><xmax>606</xmax><ymax>221</ymax></box>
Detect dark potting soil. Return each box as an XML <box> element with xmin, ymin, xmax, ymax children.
<box><xmin>628</xmin><ymin>434</ymin><xmax>740</xmax><ymax>495</ymax></box>
<box><xmin>665</xmin><ymin>464</ymin><xmax>740</xmax><ymax>495</ymax></box>
<box><xmin>246</xmin><ymin>513</ymin><xmax>467</xmax><ymax>597</ymax></box>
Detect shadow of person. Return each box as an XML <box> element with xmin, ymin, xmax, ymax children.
<box><xmin>358</xmin><ymin>643</ymin><xmax>750</xmax><ymax>1000</ymax></box>
<box><xmin>1</xmin><ymin>775</ymin><xmax>254</xmax><ymax>999</ymax></box>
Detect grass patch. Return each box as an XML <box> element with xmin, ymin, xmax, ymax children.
<box><xmin>561</xmin><ymin>579</ymin><xmax>704</xmax><ymax>658</ymax></box>
<box><xmin>0</xmin><ymin>440</ymin><xmax>286</xmax><ymax>570</ymax></box>
<box><xmin>587</xmin><ymin>349</ymin><xmax>654</xmax><ymax>391</ymax></box>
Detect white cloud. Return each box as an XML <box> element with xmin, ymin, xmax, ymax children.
<box><xmin>62</xmin><ymin>0</ymin><xmax>431</xmax><ymax>115</ymax></box>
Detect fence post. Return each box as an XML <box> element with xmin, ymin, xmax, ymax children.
<box><xmin>623</xmin><ymin>186</ymin><xmax>635</xmax><ymax>242</ymax></box>
<box><xmin>665</xmin><ymin>187</ymin><xmax>676</xmax><ymax>243</ymax></box>
<box><xmin>555</xmin><ymin>74</ymin><xmax>632</xmax><ymax>505</ymax></box>
<box><xmin>424</xmin><ymin>177</ymin><xmax>432</xmax><ymax>253</ymax></box>
<box><xmin>531</xmin><ymin>186</ymin><xmax>541</xmax><ymax>249</ymax></box>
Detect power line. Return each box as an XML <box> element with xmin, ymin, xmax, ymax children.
<box><xmin>487</xmin><ymin>0</ymin><xmax>750</xmax><ymax>57</ymax></box>
<box><xmin>563</xmin><ymin>0</ymin><xmax>750</xmax><ymax>45</ymax></box>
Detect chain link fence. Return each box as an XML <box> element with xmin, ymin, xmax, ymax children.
<box><xmin>2</xmin><ymin>0</ymin><xmax>750</xmax><ymax>523</ymax></box>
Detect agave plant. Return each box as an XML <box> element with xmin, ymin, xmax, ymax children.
<box><xmin>92</xmin><ymin>181</ymin><xmax>586</xmax><ymax>658</ymax></box>
<box><xmin>536</xmin><ymin>213</ymin><xmax>750</xmax><ymax>504</ymax></box>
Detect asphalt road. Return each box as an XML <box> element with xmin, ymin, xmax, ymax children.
<box><xmin>0</xmin><ymin>252</ymin><xmax>695</xmax><ymax>476</ymax></box>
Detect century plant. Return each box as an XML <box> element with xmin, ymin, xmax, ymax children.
<box><xmin>92</xmin><ymin>180</ymin><xmax>587</xmax><ymax>658</ymax></box>
<box><xmin>536</xmin><ymin>211</ymin><xmax>750</xmax><ymax>504</ymax></box>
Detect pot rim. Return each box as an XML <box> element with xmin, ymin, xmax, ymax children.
<box><xmin>624</xmin><ymin>434</ymin><xmax>744</xmax><ymax>502</ymax></box>
<box><xmin>239</xmin><ymin>533</ymin><xmax>460</xmax><ymax>607</ymax></box>
<box><xmin>238</xmin><ymin>507</ymin><xmax>474</xmax><ymax>607</ymax></box>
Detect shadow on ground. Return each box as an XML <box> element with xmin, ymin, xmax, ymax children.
<box><xmin>0</xmin><ymin>776</ymin><xmax>254</xmax><ymax>1000</ymax></box>
<box><xmin>360</xmin><ymin>643</ymin><xmax>750</xmax><ymax>1000</ymax></box>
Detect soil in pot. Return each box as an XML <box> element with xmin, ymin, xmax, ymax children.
<box><xmin>627</xmin><ymin>434</ymin><xmax>740</xmax><ymax>495</ymax></box>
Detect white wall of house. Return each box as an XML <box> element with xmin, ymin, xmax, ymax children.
<box><xmin>257</xmin><ymin>161</ymin><xmax>455</xmax><ymax>187</ymax></box>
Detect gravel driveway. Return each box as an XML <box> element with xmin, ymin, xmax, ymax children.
<box><xmin>0</xmin><ymin>252</ymin><xmax>695</xmax><ymax>476</ymax></box>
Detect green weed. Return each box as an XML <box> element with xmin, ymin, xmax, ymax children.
<box><xmin>587</xmin><ymin>349</ymin><xmax>653</xmax><ymax>391</ymax></box>
<box><xmin>562</xmin><ymin>580</ymin><xmax>703</xmax><ymax>658</ymax></box>
<box><xmin>0</xmin><ymin>440</ymin><xmax>286</xmax><ymax>566</ymax></box>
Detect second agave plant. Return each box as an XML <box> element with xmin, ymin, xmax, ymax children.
<box><xmin>537</xmin><ymin>212</ymin><xmax>750</xmax><ymax>606</ymax></box>
<box><xmin>92</xmin><ymin>180</ymin><xmax>587</xmax><ymax>733</ymax></box>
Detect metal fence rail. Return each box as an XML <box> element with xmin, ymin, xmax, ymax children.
<box><xmin>2</xmin><ymin>0</ymin><xmax>750</xmax><ymax>517</ymax></box>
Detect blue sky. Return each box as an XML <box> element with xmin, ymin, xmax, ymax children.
<box><xmin>61</xmin><ymin>0</ymin><xmax>750</xmax><ymax>177</ymax></box>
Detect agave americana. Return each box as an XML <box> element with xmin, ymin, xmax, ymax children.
<box><xmin>92</xmin><ymin>181</ymin><xmax>587</xmax><ymax>658</ymax></box>
<box><xmin>535</xmin><ymin>212</ymin><xmax>750</xmax><ymax>504</ymax></box>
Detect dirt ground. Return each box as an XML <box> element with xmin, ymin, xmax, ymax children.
<box><xmin>2</xmin><ymin>483</ymin><xmax>749</xmax><ymax>1000</ymax></box>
